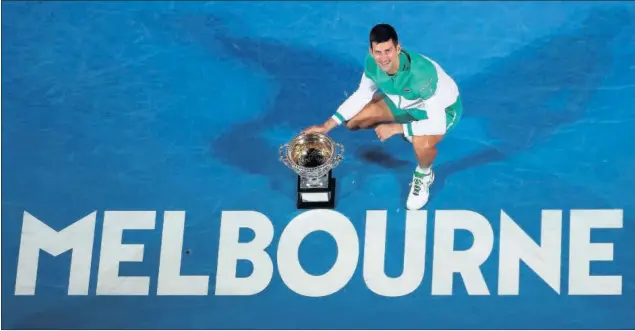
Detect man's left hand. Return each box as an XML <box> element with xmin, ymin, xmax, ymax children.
<box><xmin>375</xmin><ymin>123</ymin><xmax>403</xmax><ymax>142</ymax></box>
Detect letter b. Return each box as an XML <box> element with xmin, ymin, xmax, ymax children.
<box><xmin>215</xmin><ymin>211</ymin><xmax>274</xmax><ymax>295</ymax></box>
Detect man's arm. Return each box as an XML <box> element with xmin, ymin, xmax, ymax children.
<box><xmin>305</xmin><ymin>72</ymin><xmax>377</xmax><ymax>134</ymax></box>
<box><xmin>328</xmin><ymin>72</ymin><xmax>377</xmax><ymax>126</ymax></box>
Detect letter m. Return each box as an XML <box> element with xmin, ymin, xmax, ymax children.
<box><xmin>15</xmin><ymin>211</ymin><xmax>96</xmax><ymax>295</ymax></box>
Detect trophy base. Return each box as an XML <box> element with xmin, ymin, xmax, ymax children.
<box><xmin>296</xmin><ymin>170</ymin><xmax>336</xmax><ymax>209</ymax></box>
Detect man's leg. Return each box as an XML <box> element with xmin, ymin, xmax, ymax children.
<box><xmin>404</xmin><ymin>96</ymin><xmax>464</xmax><ymax>209</ymax></box>
<box><xmin>413</xmin><ymin>135</ymin><xmax>444</xmax><ymax>171</ymax></box>
<box><xmin>406</xmin><ymin>134</ymin><xmax>444</xmax><ymax>210</ymax></box>
<box><xmin>345</xmin><ymin>93</ymin><xmax>395</xmax><ymax>130</ymax></box>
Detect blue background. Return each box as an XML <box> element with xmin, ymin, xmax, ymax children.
<box><xmin>2</xmin><ymin>1</ymin><xmax>634</xmax><ymax>329</ymax></box>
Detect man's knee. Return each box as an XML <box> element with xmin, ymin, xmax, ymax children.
<box><xmin>347</xmin><ymin>103</ymin><xmax>393</xmax><ymax>130</ymax></box>
<box><xmin>345</xmin><ymin>104</ymin><xmax>376</xmax><ymax>129</ymax></box>
<box><xmin>345</xmin><ymin>118</ymin><xmax>361</xmax><ymax>130</ymax></box>
<box><xmin>412</xmin><ymin>135</ymin><xmax>444</xmax><ymax>150</ymax></box>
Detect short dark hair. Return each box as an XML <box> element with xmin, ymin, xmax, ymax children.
<box><xmin>369</xmin><ymin>24</ymin><xmax>399</xmax><ymax>48</ymax></box>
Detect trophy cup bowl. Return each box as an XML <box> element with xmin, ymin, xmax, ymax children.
<box><xmin>280</xmin><ymin>132</ymin><xmax>344</xmax><ymax>209</ymax></box>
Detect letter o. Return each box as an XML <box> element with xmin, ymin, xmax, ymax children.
<box><xmin>277</xmin><ymin>210</ymin><xmax>359</xmax><ymax>297</ymax></box>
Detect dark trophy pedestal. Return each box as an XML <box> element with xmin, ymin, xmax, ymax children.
<box><xmin>296</xmin><ymin>170</ymin><xmax>336</xmax><ymax>209</ymax></box>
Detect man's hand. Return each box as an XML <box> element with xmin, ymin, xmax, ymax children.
<box><xmin>375</xmin><ymin>123</ymin><xmax>403</xmax><ymax>142</ymax></box>
<box><xmin>302</xmin><ymin>124</ymin><xmax>330</xmax><ymax>135</ymax></box>
<box><xmin>302</xmin><ymin>118</ymin><xmax>338</xmax><ymax>135</ymax></box>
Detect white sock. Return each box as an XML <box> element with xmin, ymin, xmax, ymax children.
<box><xmin>417</xmin><ymin>165</ymin><xmax>431</xmax><ymax>175</ymax></box>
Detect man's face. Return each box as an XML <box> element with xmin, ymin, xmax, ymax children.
<box><xmin>370</xmin><ymin>40</ymin><xmax>401</xmax><ymax>73</ymax></box>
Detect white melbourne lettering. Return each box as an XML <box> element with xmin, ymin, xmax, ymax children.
<box><xmin>431</xmin><ymin>210</ymin><xmax>494</xmax><ymax>295</ymax></box>
<box><xmin>14</xmin><ymin>209</ymin><xmax>624</xmax><ymax>296</ymax></box>
<box><xmin>215</xmin><ymin>211</ymin><xmax>274</xmax><ymax>296</ymax></box>
<box><xmin>364</xmin><ymin>210</ymin><xmax>427</xmax><ymax>297</ymax></box>
<box><xmin>278</xmin><ymin>209</ymin><xmax>358</xmax><ymax>297</ymax></box>
<box><xmin>15</xmin><ymin>211</ymin><xmax>96</xmax><ymax>295</ymax></box>
<box><xmin>158</xmin><ymin>211</ymin><xmax>210</xmax><ymax>295</ymax></box>
<box><xmin>498</xmin><ymin>210</ymin><xmax>562</xmax><ymax>295</ymax></box>
<box><xmin>568</xmin><ymin>209</ymin><xmax>623</xmax><ymax>295</ymax></box>
<box><xmin>96</xmin><ymin>211</ymin><xmax>155</xmax><ymax>295</ymax></box>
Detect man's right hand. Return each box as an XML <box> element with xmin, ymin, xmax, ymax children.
<box><xmin>302</xmin><ymin>118</ymin><xmax>338</xmax><ymax>135</ymax></box>
<box><xmin>302</xmin><ymin>124</ymin><xmax>330</xmax><ymax>134</ymax></box>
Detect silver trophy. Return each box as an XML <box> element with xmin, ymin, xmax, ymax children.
<box><xmin>280</xmin><ymin>132</ymin><xmax>344</xmax><ymax>209</ymax></box>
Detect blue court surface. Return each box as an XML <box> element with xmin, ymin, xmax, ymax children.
<box><xmin>2</xmin><ymin>1</ymin><xmax>635</xmax><ymax>329</ymax></box>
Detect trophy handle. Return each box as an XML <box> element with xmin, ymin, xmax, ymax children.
<box><xmin>279</xmin><ymin>143</ymin><xmax>293</xmax><ymax>169</ymax></box>
<box><xmin>331</xmin><ymin>142</ymin><xmax>344</xmax><ymax>168</ymax></box>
